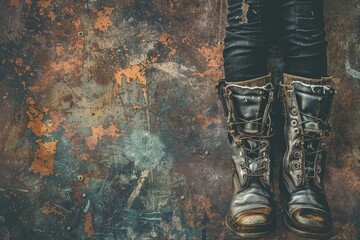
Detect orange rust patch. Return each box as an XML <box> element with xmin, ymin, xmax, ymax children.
<box><xmin>50</xmin><ymin>56</ymin><xmax>83</xmax><ymax>73</ymax></box>
<box><xmin>196</xmin><ymin>113</ymin><xmax>222</xmax><ymax>129</ymax></box>
<box><xmin>114</xmin><ymin>64</ymin><xmax>147</xmax><ymax>90</ymax></box>
<box><xmin>48</xmin><ymin>11</ymin><xmax>56</xmax><ymax>21</ymax></box>
<box><xmin>94</xmin><ymin>7</ymin><xmax>114</xmax><ymax>32</ymax></box>
<box><xmin>160</xmin><ymin>33</ymin><xmax>173</xmax><ymax>46</ymax></box>
<box><xmin>63</xmin><ymin>6</ymin><xmax>74</xmax><ymax>15</ymax></box>
<box><xmin>29</xmin><ymin>140</ymin><xmax>58</xmax><ymax>177</ymax></box>
<box><xmin>168</xmin><ymin>48</ymin><xmax>177</xmax><ymax>58</ymax></box>
<box><xmin>160</xmin><ymin>32</ymin><xmax>177</xmax><ymax>58</ymax></box>
<box><xmin>26</xmin><ymin>97</ymin><xmax>66</xmax><ymax>137</ymax></box>
<box><xmin>55</xmin><ymin>44</ymin><xmax>64</xmax><ymax>56</ymax></box>
<box><xmin>85</xmin><ymin>122</ymin><xmax>120</xmax><ymax>150</ymax></box>
<box><xmin>73</xmin><ymin>19</ymin><xmax>81</xmax><ymax>29</ymax></box>
<box><xmin>68</xmin><ymin>37</ymin><xmax>85</xmax><ymax>51</ymax></box>
<box><xmin>28</xmin><ymin>56</ymin><xmax>83</xmax><ymax>93</ymax></box>
<box><xmin>38</xmin><ymin>0</ymin><xmax>51</xmax><ymax>8</ymax></box>
<box><xmin>9</xmin><ymin>0</ymin><xmax>20</xmax><ymax>7</ymax></box>
<box><xmin>38</xmin><ymin>0</ymin><xmax>51</xmax><ymax>15</ymax></box>
<box><xmin>41</xmin><ymin>202</ymin><xmax>66</xmax><ymax>223</ymax></box>
<box><xmin>84</xmin><ymin>212</ymin><xmax>94</xmax><ymax>238</ymax></box>
<box><xmin>132</xmin><ymin>104</ymin><xmax>142</xmax><ymax>109</ymax></box>
<box><xmin>15</xmin><ymin>58</ymin><xmax>23</xmax><ymax>66</ymax></box>
<box><xmin>195</xmin><ymin>44</ymin><xmax>224</xmax><ymax>80</ymax></box>
<box><xmin>81</xmin><ymin>153</ymin><xmax>90</xmax><ymax>161</ymax></box>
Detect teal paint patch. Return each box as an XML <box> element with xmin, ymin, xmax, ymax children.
<box><xmin>123</xmin><ymin>130</ymin><xmax>166</xmax><ymax>171</ymax></box>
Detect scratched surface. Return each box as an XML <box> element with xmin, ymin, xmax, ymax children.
<box><xmin>0</xmin><ymin>0</ymin><xmax>359</xmax><ymax>239</ymax></box>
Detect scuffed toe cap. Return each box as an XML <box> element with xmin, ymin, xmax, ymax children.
<box><xmin>235</xmin><ymin>208</ymin><xmax>272</xmax><ymax>225</ymax></box>
<box><xmin>292</xmin><ymin>208</ymin><xmax>331</xmax><ymax>228</ymax></box>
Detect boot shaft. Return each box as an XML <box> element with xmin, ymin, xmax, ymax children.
<box><xmin>216</xmin><ymin>75</ymin><xmax>275</xmax><ymax>189</ymax></box>
<box><xmin>280</xmin><ymin>74</ymin><xmax>335</xmax><ymax>191</ymax></box>
<box><xmin>216</xmin><ymin>75</ymin><xmax>274</xmax><ymax>140</ymax></box>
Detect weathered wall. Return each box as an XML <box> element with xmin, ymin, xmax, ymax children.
<box><xmin>0</xmin><ymin>0</ymin><xmax>358</xmax><ymax>239</ymax></box>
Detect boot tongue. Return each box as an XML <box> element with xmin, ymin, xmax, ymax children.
<box><xmin>229</xmin><ymin>84</ymin><xmax>272</xmax><ymax>134</ymax></box>
<box><xmin>292</xmin><ymin>81</ymin><xmax>333</xmax><ymax>131</ymax></box>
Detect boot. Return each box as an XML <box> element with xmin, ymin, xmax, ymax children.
<box><xmin>216</xmin><ymin>74</ymin><xmax>276</xmax><ymax>238</ymax></box>
<box><xmin>280</xmin><ymin>73</ymin><xmax>334</xmax><ymax>238</ymax></box>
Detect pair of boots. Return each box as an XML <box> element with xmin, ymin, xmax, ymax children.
<box><xmin>216</xmin><ymin>73</ymin><xmax>335</xmax><ymax>239</ymax></box>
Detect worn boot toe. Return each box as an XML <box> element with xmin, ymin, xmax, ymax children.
<box><xmin>292</xmin><ymin>208</ymin><xmax>331</xmax><ymax>228</ymax></box>
<box><xmin>236</xmin><ymin>208</ymin><xmax>272</xmax><ymax>225</ymax></box>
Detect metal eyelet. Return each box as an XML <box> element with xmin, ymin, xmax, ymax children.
<box><xmin>293</xmin><ymin>128</ymin><xmax>299</xmax><ymax>134</ymax></box>
<box><xmin>292</xmin><ymin>162</ymin><xmax>301</xmax><ymax>170</ymax></box>
<box><xmin>260</xmin><ymin>140</ymin><xmax>268</xmax><ymax>147</ymax></box>
<box><xmin>291</xmin><ymin>107</ymin><xmax>298</xmax><ymax>115</ymax></box>
<box><xmin>240</xmin><ymin>162</ymin><xmax>246</xmax><ymax>168</ymax></box>
<box><xmin>295</xmin><ymin>174</ymin><xmax>301</xmax><ymax>180</ymax></box>
<box><xmin>317</xmin><ymin>165</ymin><xmax>321</xmax><ymax>173</ymax></box>
<box><xmin>293</xmin><ymin>151</ymin><xmax>302</xmax><ymax>159</ymax></box>
<box><xmin>262</xmin><ymin>162</ymin><xmax>268</xmax><ymax>170</ymax></box>
<box><xmin>291</xmin><ymin>120</ymin><xmax>297</xmax><ymax>127</ymax></box>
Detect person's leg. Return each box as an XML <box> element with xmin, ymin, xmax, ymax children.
<box><xmin>280</xmin><ymin>0</ymin><xmax>334</xmax><ymax>238</ymax></box>
<box><xmin>223</xmin><ymin>0</ymin><xmax>270</xmax><ymax>81</ymax></box>
<box><xmin>281</xmin><ymin>0</ymin><xmax>327</xmax><ymax>78</ymax></box>
<box><xmin>217</xmin><ymin>1</ymin><xmax>276</xmax><ymax>238</ymax></box>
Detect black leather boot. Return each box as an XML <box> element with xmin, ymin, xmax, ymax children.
<box><xmin>216</xmin><ymin>75</ymin><xmax>276</xmax><ymax>238</ymax></box>
<box><xmin>280</xmin><ymin>74</ymin><xmax>335</xmax><ymax>239</ymax></box>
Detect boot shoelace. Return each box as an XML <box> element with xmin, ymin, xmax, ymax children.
<box><xmin>233</xmin><ymin>116</ymin><xmax>273</xmax><ymax>177</ymax></box>
<box><xmin>295</xmin><ymin>111</ymin><xmax>330</xmax><ymax>180</ymax></box>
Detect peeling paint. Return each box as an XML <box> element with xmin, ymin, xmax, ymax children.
<box><xmin>114</xmin><ymin>64</ymin><xmax>147</xmax><ymax>87</ymax></box>
<box><xmin>41</xmin><ymin>202</ymin><xmax>66</xmax><ymax>223</ymax></box>
<box><xmin>85</xmin><ymin>122</ymin><xmax>120</xmax><ymax>150</ymax></box>
<box><xmin>50</xmin><ymin>56</ymin><xmax>83</xmax><ymax>74</ymax></box>
<box><xmin>26</xmin><ymin>97</ymin><xmax>66</xmax><ymax>137</ymax></box>
<box><xmin>94</xmin><ymin>7</ymin><xmax>114</xmax><ymax>32</ymax></box>
<box><xmin>195</xmin><ymin>44</ymin><xmax>224</xmax><ymax>80</ymax></box>
<box><xmin>29</xmin><ymin>139</ymin><xmax>58</xmax><ymax>177</ymax></box>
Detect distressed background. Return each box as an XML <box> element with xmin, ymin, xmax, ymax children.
<box><xmin>0</xmin><ymin>0</ymin><xmax>359</xmax><ymax>239</ymax></box>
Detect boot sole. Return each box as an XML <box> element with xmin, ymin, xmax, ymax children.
<box><xmin>282</xmin><ymin>212</ymin><xmax>333</xmax><ymax>239</ymax></box>
<box><xmin>225</xmin><ymin>214</ymin><xmax>276</xmax><ymax>239</ymax></box>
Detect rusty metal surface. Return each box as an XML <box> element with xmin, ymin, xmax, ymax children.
<box><xmin>0</xmin><ymin>0</ymin><xmax>359</xmax><ymax>239</ymax></box>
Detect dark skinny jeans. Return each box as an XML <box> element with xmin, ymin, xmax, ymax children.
<box><xmin>223</xmin><ymin>0</ymin><xmax>327</xmax><ymax>81</ymax></box>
